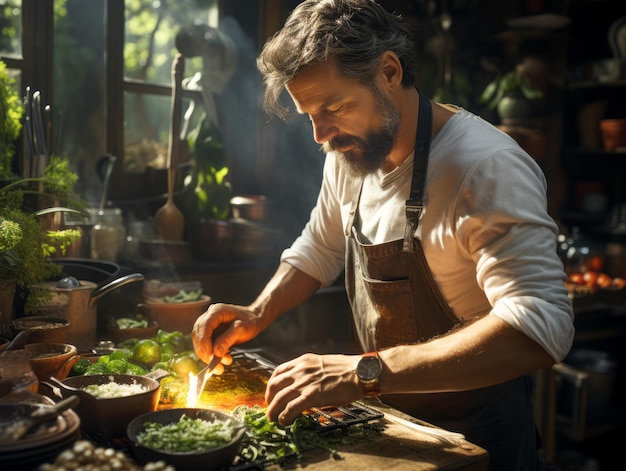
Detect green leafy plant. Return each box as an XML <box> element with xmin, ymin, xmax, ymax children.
<box><xmin>0</xmin><ymin>59</ymin><xmax>84</xmax><ymax>312</ymax></box>
<box><xmin>0</xmin><ymin>60</ymin><xmax>23</xmax><ymax>180</ymax></box>
<box><xmin>0</xmin><ymin>181</ymin><xmax>83</xmax><ymax>311</ymax></box>
<box><xmin>178</xmin><ymin>117</ymin><xmax>233</xmax><ymax>222</ymax></box>
<box><xmin>479</xmin><ymin>70</ymin><xmax>543</xmax><ymax>110</ymax></box>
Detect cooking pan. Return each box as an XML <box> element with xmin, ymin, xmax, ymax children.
<box><xmin>42</xmin><ymin>372</ymin><xmax>164</xmax><ymax>437</ymax></box>
<box><xmin>34</xmin><ymin>273</ymin><xmax>144</xmax><ymax>351</ymax></box>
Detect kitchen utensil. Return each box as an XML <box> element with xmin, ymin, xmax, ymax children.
<box><xmin>192</xmin><ymin>353</ymin><xmax>222</xmax><ymax>403</ymax></box>
<box><xmin>44</xmin><ymin>372</ymin><xmax>162</xmax><ymax>437</ymax></box>
<box><xmin>3</xmin><ymin>395</ymin><xmax>79</xmax><ymax>440</ymax></box>
<box><xmin>96</xmin><ymin>153</ymin><xmax>117</xmax><ymax>211</ymax></box>
<box><xmin>52</xmin><ymin>257</ymin><xmax>121</xmax><ymax>284</ymax></box>
<box><xmin>154</xmin><ymin>53</ymin><xmax>185</xmax><ymax>241</ymax></box>
<box><xmin>4</xmin><ymin>329</ymin><xmax>31</xmax><ymax>350</ymax></box>
<box><xmin>34</xmin><ymin>273</ymin><xmax>144</xmax><ymax>351</ymax></box>
<box><xmin>126</xmin><ymin>408</ymin><xmax>246</xmax><ymax>470</ymax></box>
<box><xmin>230</xmin><ymin>195</ymin><xmax>269</xmax><ymax>222</ymax></box>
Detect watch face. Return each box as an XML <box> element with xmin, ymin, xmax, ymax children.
<box><xmin>357</xmin><ymin>356</ymin><xmax>382</xmax><ymax>381</ymax></box>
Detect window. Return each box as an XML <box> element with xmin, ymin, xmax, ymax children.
<box><xmin>2</xmin><ymin>0</ymin><xmax>323</xmax><ymax>241</ymax></box>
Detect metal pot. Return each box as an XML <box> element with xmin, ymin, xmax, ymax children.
<box><xmin>34</xmin><ymin>273</ymin><xmax>144</xmax><ymax>351</ymax></box>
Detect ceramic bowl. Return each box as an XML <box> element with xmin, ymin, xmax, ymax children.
<box><xmin>11</xmin><ymin>317</ymin><xmax>71</xmax><ymax>344</ymax></box>
<box><xmin>43</xmin><ymin>373</ymin><xmax>162</xmax><ymax>437</ymax></box>
<box><xmin>107</xmin><ymin>304</ymin><xmax>160</xmax><ymax>344</ymax></box>
<box><xmin>24</xmin><ymin>342</ymin><xmax>79</xmax><ymax>382</ymax></box>
<box><xmin>127</xmin><ymin>408</ymin><xmax>246</xmax><ymax>470</ymax></box>
<box><xmin>144</xmin><ymin>295</ymin><xmax>211</xmax><ymax>334</ymax></box>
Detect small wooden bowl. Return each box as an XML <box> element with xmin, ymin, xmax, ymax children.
<box><xmin>108</xmin><ymin>319</ymin><xmax>160</xmax><ymax>344</ymax></box>
<box><xmin>107</xmin><ymin>303</ymin><xmax>160</xmax><ymax>344</ymax></box>
<box><xmin>144</xmin><ymin>295</ymin><xmax>212</xmax><ymax>334</ymax></box>
<box><xmin>24</xmin><ymin>342</ymin><xmax>79</xmax><ymax>381</ymax></box>
<box><xmin>11</xmin><ymin>317</ymin><xmax>71</xmax><ymax>344</ymax></box>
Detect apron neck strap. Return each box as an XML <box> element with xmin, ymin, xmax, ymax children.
<box><xmin>402</xmin><ymin>90</ymin><xmax>433</xmax><ymax>252</ymax></box>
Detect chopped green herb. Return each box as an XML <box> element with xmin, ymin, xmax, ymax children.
<box><xmin>137</xmin><ymin>414</ymin><xmax>239</xmax><ymax>452</ymax></box>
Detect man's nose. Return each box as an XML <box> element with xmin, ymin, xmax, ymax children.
<box><xmin>310</xmin><ymin>116</ymin><xmax>337</xmax><ymax>144</ymax></box>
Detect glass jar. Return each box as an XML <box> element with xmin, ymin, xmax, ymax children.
<box><xmin>562</xmin><ymin>227</ymin><xmax>605</xmax><ymax>275</ymax></box>
<box><xmin>90</xmin><ymin>208</ymin><xmax>126</xmax><ymax>262</ymax></box>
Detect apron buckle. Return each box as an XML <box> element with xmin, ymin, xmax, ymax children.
<box><xmin>403</xmin><ymin>203</ymin><xmax>422</xmax><ymax>252</ymax></box>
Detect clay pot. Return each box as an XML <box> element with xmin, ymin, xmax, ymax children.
<box><xmin>43</xmin><ymin>373</ymin><xmax>162</xmax><ymax>437</ymax></box>
<box><xmin>24</xmin><ymin>342</ymin><xmax>79</xmax><ymax>381</ymax></box>
<box><xmin>144</xmin><ymin>295</ymin><xmax>212</xmax><ymax>334</ymax></box>
<box><xmin>11</xmin><ymin>317</ymin><xmax>71</xmax><ymax>344</ymax></box>
<box><xmin>600</xmin><ymin>119</ymin><xmax>626</xmax><ymax>150</ymax></box>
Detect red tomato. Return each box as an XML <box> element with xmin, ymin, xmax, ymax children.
<box><xmin>612</xmin><ymin>277</ymin><xmax>626</xmax><ymax>289</ymax></box>
<box><xmin>596</xmin><ymin>272</ymin><xmax>613</xmax><ymax>289</ymax></box>
<box><xmin>567</xmin><ymin>272</ymin><xmax>585</xmax><ymax>285</ymax></box>
<box><xmin>583</xmin><ymin>271</ymin><xmax>599</xmax><ymax>289</ymax></box>
<box><xmin>587</xmin><ymin>256</ymin><xmax>604</xmax><ymax>272</ymax></box>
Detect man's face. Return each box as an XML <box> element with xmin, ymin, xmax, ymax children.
<box><xmin>323</xmin><ymin>86</ymin><xmax>400</xmax><ymax>177</ymax></box>
<box><xmin>286</xmin><ymin>62</ymin><xmax>400</xmax><ymax>177</ymax></box>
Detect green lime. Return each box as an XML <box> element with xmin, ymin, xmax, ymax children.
<box><xmin>84</xmin><ymin>362</ymin><xmax>106</xmax><ymax>375</ymax></box>
<box><xmin>170</xmin><ymin>355</ymin><xmax>199</xmax><ymax>379</ymax></box>
<box><xmin>105</xmin><ymin>359</ymin><xmax>128</xmax><ymax>374</ymax></box>
<box><xmin>132</xmin><ymin>339</ymin><xmax>162</xmax><ymax>366</ymax></box>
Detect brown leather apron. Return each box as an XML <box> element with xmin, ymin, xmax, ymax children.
<box><xmin>344</xmin><ymin>94</ymin><xmax>540</xmax><ymax>470</ymax></box>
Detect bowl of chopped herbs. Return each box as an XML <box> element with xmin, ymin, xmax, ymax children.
<box><xmin>127</xmin><ymin>407</ymin><xmax>246</xmax><ymax>470</ymax></box>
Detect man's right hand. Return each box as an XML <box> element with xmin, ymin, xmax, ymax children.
<box><xmin>191</xmin><ymin>303</ymin><xmax>264</xmax><ymax>365</ymax></box>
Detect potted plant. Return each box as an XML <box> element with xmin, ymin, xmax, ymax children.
<box><xmin>479</xmin><ymin>65</ymin><xmax>543</xmax><ymax>122</ymax></box>
<box><xmin>177</xmin><ymin>117</ymin><xmax>235</xmax><ymax>260</ymax></box>
<box><xmin>0</xmin><ymin>60</ymin><xmax>83</xmax><ymax>319</ymax></box>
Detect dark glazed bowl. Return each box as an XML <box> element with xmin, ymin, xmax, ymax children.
<box><xmin>127</xmin><ymin>408</ymin><xmax>246</xmax><ymax>470</ymax></box>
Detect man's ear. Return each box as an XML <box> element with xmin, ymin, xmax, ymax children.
<box><xmin>380</xmin><ymin>51</ymin><xmax>403</xmax><ymax>89</ymax></box>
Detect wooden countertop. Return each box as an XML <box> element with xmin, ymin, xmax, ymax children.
<box><xmin>264</xmin><ymin>400</ymin><xmax>488</xmax><ymax>471</ymax></box>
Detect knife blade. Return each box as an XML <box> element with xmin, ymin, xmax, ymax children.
<box><xmin>193</xmin><ymin>354</ymin><xmax>222</xmax><ymax>400</ymax></box>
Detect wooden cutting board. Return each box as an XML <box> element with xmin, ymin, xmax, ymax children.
<box><xmin>264</xmin><ymin>402</ymin><xmax>488</xmax><ymax>471</ymax></box>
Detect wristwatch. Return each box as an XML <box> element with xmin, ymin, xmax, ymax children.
<box><xmin>356</xmin><ymin>351</ymin><xmax>382</xmax><ymax>397</ymax></box>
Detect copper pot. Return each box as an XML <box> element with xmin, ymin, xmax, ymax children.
<box><xmin>34</xmin><ymin>273</ymin><xmax>144</xmax><ymax>351</ymax></box>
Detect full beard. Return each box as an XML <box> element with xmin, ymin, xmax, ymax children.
<box><xmin>323</xmin><ymin>91</ymin><xmax>400</xmax><ymax>178</ymax></box>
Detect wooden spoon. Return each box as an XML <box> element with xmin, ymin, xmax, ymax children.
<box><xmin>154</xmin><ymin>53</ymin><xmax>185</xmax><ymax>240</ymax></box>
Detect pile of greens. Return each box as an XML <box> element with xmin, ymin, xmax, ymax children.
<box><xmin>231</xmin><ymin>405</ymin><xmax>385</xmax><ymax>466</ymax></box>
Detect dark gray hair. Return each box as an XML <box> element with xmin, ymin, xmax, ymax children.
<box><xmin>257</xmin><ymin>0</ymin><xmax>418</xmax><ymax>119</ymax></box>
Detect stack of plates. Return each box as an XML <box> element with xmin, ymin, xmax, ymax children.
<box><xmin>0</xmin><ymin>394</ymin><xmax>80</xmax><ymax>469</ymax></box>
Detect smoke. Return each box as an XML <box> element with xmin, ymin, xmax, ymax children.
<box><xmin>217</xmin><ymin>17</ymin><xmax>325</xmax><ymax>246</ymax></box>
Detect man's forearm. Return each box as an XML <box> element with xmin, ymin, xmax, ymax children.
<box><xmin>379</xmin><ymin>315</ymin><xmax>555</xmax><ymax>394</ymax></box>
<box><xmin>250</xmin><ymin>261</ymin><xmax>322</xmax><ymax>330</ymax></box>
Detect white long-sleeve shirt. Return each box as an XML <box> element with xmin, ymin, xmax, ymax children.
<box><xmin>281</xmin><ymin>108</ymin><xmax>574</xmax><ymax>362</ymax></box>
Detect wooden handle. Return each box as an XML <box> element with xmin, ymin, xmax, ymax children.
<box><xmin>167</xmin><ymin>54</ymin><xmax>185</xmax><ymax>171</ymax></box>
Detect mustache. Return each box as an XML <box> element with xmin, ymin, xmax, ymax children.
<box><xmin>324</xmin><ymin>135</ymin><xmax>366</xmax><ymax>152</ymax></box>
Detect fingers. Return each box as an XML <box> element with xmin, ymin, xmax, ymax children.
<box><xmin>265</xmin><ymin>354</ymin><xmax>363</xmax><ymax>426</ymax></box>
<box><xmin>207</xmin><ymin>352</ymin><xmax>234</xmax><ymax>376</ymax></box>
<box><xmin>191</xmin><ymin>303</ymin><xmax>235</xmax><ymax>363</ymax></box>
